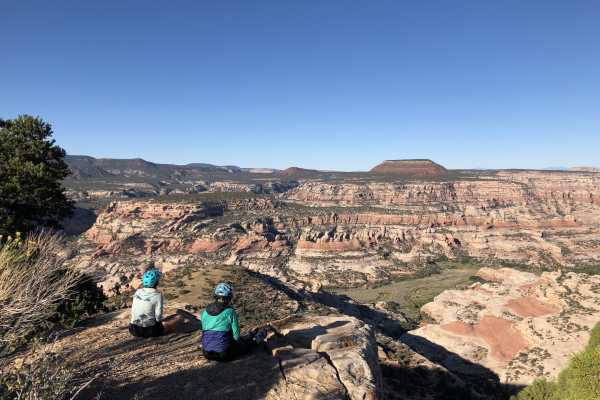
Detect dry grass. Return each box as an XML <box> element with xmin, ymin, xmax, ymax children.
<box><xmin>0</xmin><ymin>232</ymin><xmax>79</xmax><ymax>343</ymax></box>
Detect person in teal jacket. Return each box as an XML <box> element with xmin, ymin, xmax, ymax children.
<box><xmin>201</xmin><ymin>282</ymin><xmax>267</xmax><ymax>361</ymax></box>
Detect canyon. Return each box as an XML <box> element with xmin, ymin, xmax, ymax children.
<box><xmin>58</xmin><ymin>158</ymin><xmax>600</xmax><ymax>397</ymax></box>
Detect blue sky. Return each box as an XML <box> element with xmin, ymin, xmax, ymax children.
<box><xmin>1</xmin><ymin>1</ymin><xmax>599</xmax><ymax>171</ymax></box>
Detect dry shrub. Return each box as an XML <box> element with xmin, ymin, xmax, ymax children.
<box><xmin>0</xmin><ymin>233</ymin><xmax>131</xmax><ymax>399</ymax></box>
<box><xmin>0</xmin><ymin>232</ymin><xmax>79</xmax><ymax>344</ymax></box>
<box><xmin>1</xmin><ymin>330</ymin><xmax>132</xmax><ymax>400</ymax></box>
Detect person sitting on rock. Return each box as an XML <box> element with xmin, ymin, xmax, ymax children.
<box><xmin>129</xmin><ymin>270</ymin><xmax>183</xmax><ymax>338</ymax></box>
<box><xmin>201</xmin><ymin>282</ymin><xmax>267</xmax><ymax>361</ymax></box>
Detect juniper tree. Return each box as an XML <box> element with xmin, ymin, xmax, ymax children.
<box><xmin>0</xmin><ymin>115</ymin><xmax>74</xmax><ymax>236</ymax></box>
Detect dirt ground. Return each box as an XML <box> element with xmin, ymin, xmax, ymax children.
<box><xmin>56</xmin><ymin>305</ymin><xmax>282</xmax><ymax>400</ymax></box>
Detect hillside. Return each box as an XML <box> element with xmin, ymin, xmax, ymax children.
<box><xmin>277</xmin><ymin>167</ymin><xmax>319</xmax><ymax>176</ymax></box>
<box><xmin>370</xmin><ymin>159</ymin><xmax>451</xmax><ymax>176</ymax></box>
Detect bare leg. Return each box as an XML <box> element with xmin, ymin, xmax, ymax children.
<box><xmin>162</xmin><ymin>314</ymin><xmax>183</xmax><ymax>334</ymax></box>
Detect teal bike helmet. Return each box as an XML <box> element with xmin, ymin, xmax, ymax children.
<box><xmin>215</xmin><ymin>282</ymin><xmax>233</xmax><ymax>297</ymax></box>
<box><xmin>143</xmin><ymin>270</ymin><xmax>163</xmax><ymax>288</ymax></box>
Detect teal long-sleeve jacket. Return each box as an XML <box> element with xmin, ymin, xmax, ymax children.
<box><xmin>201</xmin><ymin>301</ymin><xmax>240</xmax><ymax>352</ymax></box>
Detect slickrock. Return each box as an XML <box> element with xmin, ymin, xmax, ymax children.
<box><xmin>269</xmin><ymin>313</ymin><xmax>383</xmax><ymax>400</ymax></box>
<box><xmin>370</xmin><ymin>159</ymin><xmax>450</xmax><ymax>176</ymax></box>
<box><xmin>401</xmin><ymin>267</ymin><xmax>600</xmax><ymax>386</ymax></box>
<box><xmin>503</xmin><ymin>297</ymin><xmax>559</xmax><ymax>318</ymax></box>
<box><xmin>27</xmin><ymin>308</ymin><xmax>382</xmax><ymax>400</ymax></box>
<box><xmin>440</xmin><ymin>315</ymin><xmax>532</xmax><ymax>361</ymax></box>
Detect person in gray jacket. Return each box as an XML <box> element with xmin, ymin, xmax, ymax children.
<box><xmin>129</xmin><ymin>270</ymin><xmax>182</xmax><ymax>338</ymax></box>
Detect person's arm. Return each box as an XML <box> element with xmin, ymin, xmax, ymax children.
<box><xmin>230</xmin><ymin>310</ymin><xmax>240</xmax><ymax>341</ymax></box>
<box><xmin>155</xmin><ymin>293</ymin><xmax>163</xmax><ymax>323</ymax></box>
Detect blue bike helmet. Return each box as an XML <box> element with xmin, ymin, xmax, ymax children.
<box><xmin>215</xmin><ymin>282</ymin><xmax>233</xmax><ymax>297</ymax></box>
<box><xmin>143</xmin><ymin>270</ymin><xmax>163</xmax><ymax>288</ymax></box>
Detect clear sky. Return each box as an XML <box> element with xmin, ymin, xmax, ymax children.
<box><xmin>1</xmin><ymin>1</ymin><xmax>599</xmax><ymax>171</ymax></box>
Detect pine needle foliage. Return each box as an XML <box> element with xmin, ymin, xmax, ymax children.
<box><xmin>0</xmin><ymin>115</ymin><xmax>75</xmax><ymax>237</ymax></box>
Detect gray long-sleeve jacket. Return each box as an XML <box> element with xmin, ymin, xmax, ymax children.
<box><xmin>130</xmin><ymin>288</ymin><xmax>163</xmax><ymax>327</ymax></box>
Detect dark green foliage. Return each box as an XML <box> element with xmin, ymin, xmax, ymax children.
<box><xmin>0</xmin><ymin>115</ymin><xmax>75</xmax><ymax>236</ymax></box>
<box><xmin>586</xmin><ymin>321</ymin><xmax>600</xmax><ymax>350</ymax></box>
<box><xmin>164</xmin><ymin>293</ymin><xmax>175</xmax><ymax>300</ymax></box>
<box><xmin>513</xmin><ymin>320</ymin><xmax>600</xmax><ymax>399</ymax></box>
<box><xmin>385</xmin><ymin>301</ymin><xmax>401</xmax><ymax>313</ymax></box>
<box><xmin>510</xmin><ymin>379</ymin><xmax>557</xmax><ymax>400</ymax></box>
<box><xmin>106</xmin><ymin>283</ymin><xmax>134</xmax><ymax>310</ymax></box>
<box><xmin>468</xmin><ymin>275</ymin><xmax>487</xmax><ymax>284</ymax></box>
<box><xmin>48</xmin><ymin>275</ymin><xmax>108</xmax><ymax>328</ymax></box>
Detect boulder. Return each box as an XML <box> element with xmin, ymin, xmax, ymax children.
<box><xmin>269</xmin><ymin>313</ymin><xmax>383</xmax><ymax>400</ymax></box>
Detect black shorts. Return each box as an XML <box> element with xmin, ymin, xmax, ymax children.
<box><xmin>129</xmin><ymin>322</ymin><xmax>164</xmax><ymax>338</ymax></box>
<box><xmin>203</xmin><ymin>338</ymin><xmax>258</xmax><ymax>362</ymax></box>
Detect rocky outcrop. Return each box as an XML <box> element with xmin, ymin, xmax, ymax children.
<box><xmin>61</xmin><ymin>208</ymin><xmax>98</xmax><ymax>236</ymax></box>
<box><xmin>27</xmin><ymin>307</ymin><xmax>382</xmax><ymax>400</ymax></box>
<box><xmin>401</xmin><ymin>267</ymin><xmax>600</xmax><ymax>387</ymax></box>
<box><xmin>268</xmin><ymin>314</ymin><xmax>383</xmax><ymax>400</ymax></box>
<box><xmin>370</xmin><ymin>159</ymin><xmax>450</xmax><ymax>176</ymax></box>
<box><xmin>278</xmin><ymin>167</ymin><xmax>318</xmax><ymax>176</ymax></box>
<box><xmin>571</xmin><ymin>167</ymin><xmax>599</xmax><ymax>172</ymax></box>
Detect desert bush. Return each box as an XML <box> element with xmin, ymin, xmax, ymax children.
<box><xmin>512</xmin><ymin>320</ymin><xmax>600</xmax><ymax>399</ymax></box>
<box><xmin>106</xmin><ymin>283</ymin><xmax>134</xmax><ymax>311</ymax></box>
<box><xmin>0</xmin><ymin>233</ymin><xmax>129</xmax><ymax>399</ymax></box>
<box><xmin>1</xmin><ymin>331</ymin><xmax>131</xmax><ymax>400</ymax></box>
<box><xmin>468</xmin><ymin>275</ymin><xmax>487</xmax><ymax>284</ymax></box>
<box><xmin>0</xmin><ymin>232</ymin><xmax>79</xmax><ymax>344</ymax></box>
<box><xmin>48</xmin><ymin>275</ymin><xmax>108</xmax><ymax>328</ymax></box>
<box><xmin>164</xmin><ymin>293</ymin><xmax>175</xmax><ymax>301</ymax></box>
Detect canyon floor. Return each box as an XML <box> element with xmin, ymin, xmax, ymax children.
<box><xmin>51</xmin><ymin>162</ymin><xmax>600</xmax><ymax>398</ymax></box>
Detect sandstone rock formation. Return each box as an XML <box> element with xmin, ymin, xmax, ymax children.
<box><xmin>268</xmin><ymin>313</ymin><xmax>383</xmax><ymax>400</ymax></box>
<box><xmin>401</xmin><ymin>267</ymin><xmax>600</xmax><ymax>387</ymax></box>
<box><xmin>61</xmin><ymin>166</ymin><xmax>599</xmax><ymax>296</ymax></box>
<box><xmin>23</xmin><ymin>306</ymin><xmax>382</xmax><ymax>400</ymax></box>
<box><xmin>58</xmin><ymin>167</ymin><xmax>600</xmax><ymax>303</ymax></box>
<box><xmin>570</xmin><ymin>166</ymin><xmax>600</xmax><ymax>172</ymax></box>
<box><xmin>277</xmin><ymin>167</ymin><xmax>319</xmax><ymax>176</ymax></box>
<box><xmin>370</xmin><ymin>159</ymin><xmax>450</xmax><ymax>176</ymax></box>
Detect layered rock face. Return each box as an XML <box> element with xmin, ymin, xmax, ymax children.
<box><xmin>401</xmin><ymin>267</ymin><xmax>600</xmax><ymax>386</ymax></box>
<box><xmin>268</xmin><ymin>314</ymin><xmax>383</xmax><ymax>400</ymax></box>
<box><xmin>370</xmin><ymin>159</ymin><xmax>450</xmax><ymax>176</ymax></box>
<box><xmin>67</xmin><ymin>170</ymin><xmax>600</xmax><ymax>291</ymax></box>
<box><xmin>571</xmin><ymin>166</ymin><xmax>599</xmax><ymax>172</ymax></box>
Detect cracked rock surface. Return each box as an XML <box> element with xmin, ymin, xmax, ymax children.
<box><xmin>17</xmin><ymin>306</ymin><xmax>382</xmax><ymax>400</ymax></box>
<box><xmin>268</xmin><ymin>313</ymin><xmax>383</xmax><ymax>400</ymax></box>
